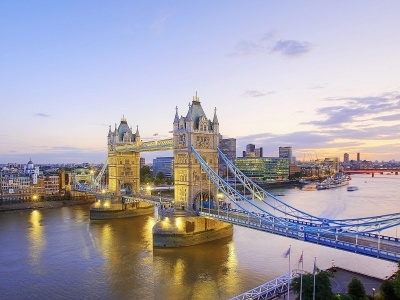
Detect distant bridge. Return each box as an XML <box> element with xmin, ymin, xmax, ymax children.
<box><xmin>343</xmin><ymin>169</ymin><xmax>399</xmax><ymax>175</ymax></box>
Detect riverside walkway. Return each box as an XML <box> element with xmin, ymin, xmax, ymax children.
<box><xmin>230</xmin><ymin>266</ymin><xmax>385</xmax><ymax>299</ymax></box>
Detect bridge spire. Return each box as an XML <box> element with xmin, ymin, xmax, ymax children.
<box><xmin>193</xmin><ymin>91</ymin><xmax>200</xmax><ymax>103</ymax></box>
<box><xmin>213</xmin><ymin>107</ymin><xmax>219</xmax><ymax>125</ymax></box>
<box><xmin>174</xmin><ymin>106</ymin><xmax>179</xmax><ymax>123</ymax></box>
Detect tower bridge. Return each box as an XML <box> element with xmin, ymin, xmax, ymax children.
<box><xmin>85</xmin><ymin>93</ymin><xmax>400</xmax><ymax>262</ymax></box>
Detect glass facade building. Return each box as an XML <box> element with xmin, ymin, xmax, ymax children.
<box><xmin>152</xmin><ymin>157</ymin><xmax>174</xmax><ymax>179</ymax></box>
<box><xmin>279</xmin><ymin>146</ymin><xmax>292</xmax><ymax>163</ymax></box>
<box><xmin>235</xmin><ymin>157</ymin><xmax>290</xmax><ymax>181</ymax></box>
<box><xmin>219</xmin><ymin>137</ymin><xmax>236</xmax><ymax>177</ymax></box>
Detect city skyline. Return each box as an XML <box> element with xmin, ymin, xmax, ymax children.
<box><xmin>1</xmin><ymin>1</ymin><xmax>400</xmax><ymax>164</ymax></box>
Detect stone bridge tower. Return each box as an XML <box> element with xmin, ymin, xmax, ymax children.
<box><xmin>173</xmin><ymin>93</ymin><xmax>220</xmax><ymax>211</ymax></box>
<box><xmin>107</xmin><ymin>117</ymin><xmax>141</xmax><ymax>195</ymax></box>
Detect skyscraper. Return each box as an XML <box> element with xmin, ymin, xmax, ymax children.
<box><xmin>279</xmin><ymin>146</ymin><xmax>292</xmax><ymax>163</ymax></box>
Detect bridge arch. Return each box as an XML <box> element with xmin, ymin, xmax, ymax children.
<box><xmin>193</xmin><ymin>190</ymin><xmax>216</xmax><ymax>210</ymax></box>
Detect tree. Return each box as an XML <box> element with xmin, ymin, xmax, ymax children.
<box><xmin>140</xmin><ymin>166</ymin><xmax>153</xmax><ymax>183</ymax></box>
<box><xmin>347</xmin><ymin>277</ymin><xmax>367</xmax><ymax>300</ymax></box>
<box><xmin>379</xmin><ymin>280</ymin><xmax>397</xmax><ymax>300</ymax></box>
<box><xmin>291</xmin><ymin>270</ymin><xmax>335</xmax><ymax>300</ymax></box>
<box><xmin>156</xmin><ymin>172</ymin><xmax>165</xmax><ymax>181</ymax></box>
<box><xmin>393</xmin><ymin>262</ymin><xmax>400</xmax><ymax>299</ymax></box>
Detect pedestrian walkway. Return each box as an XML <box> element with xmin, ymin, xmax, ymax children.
<box><xmin>329</xmin><ymin>267</ymin><xmax>384</xmax><ymax>296</ymax></box>
<box><xmin>231</xmin><ymin>266</ymin><xmax>385</xmax><ymax>300</ymax></box>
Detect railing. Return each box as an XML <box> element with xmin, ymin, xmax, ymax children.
<box><xmin>199</xmin><ymin>210</ymin><xmax>400</xmax><ymax>262</ymax></box>
<box><xmin>115</xmin><ymin>138</ymin><xmax>173</xmax><ymax>152</ymax></box>
<box><xmin>230</xmin><ymin>272</ymin><xmax>298</xmax><ymax>300</ymax></box>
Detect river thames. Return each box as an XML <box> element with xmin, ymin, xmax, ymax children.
<box><xmin>0</xmin><ymin>174</ymin><xmax>398</xmax><ymax>299</ymax></box>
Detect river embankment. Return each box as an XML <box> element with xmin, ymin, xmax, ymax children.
<box><xmin>0</xmin><ymin>197</ymin><xmax>96</xmax><ymax>212</ymax></box>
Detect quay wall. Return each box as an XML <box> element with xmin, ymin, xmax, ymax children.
<box><xmin>0</xmin><ymin>198</ymin><xmax>96</xmax><ymax>212</ymax></box>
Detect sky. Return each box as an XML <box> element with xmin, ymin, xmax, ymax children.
<box><xmin>1</xmin><ymin>1</ymin><xmax>400</xmax><ymax>164</ymax></box>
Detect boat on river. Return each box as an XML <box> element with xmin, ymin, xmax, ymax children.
<box><xmin>302</xmin><ymin>184</ymin><xmax>317</xmax><ymax>191</ymax></box>
<box><xmin>347</xmin><ymin>186</ymin><xmax>358</xmax><ymax>191</ymax></box>
<box><xmin>316</xmin><ymin>172</ymin><xmax>350</xmax><ymax>190</ymax></box>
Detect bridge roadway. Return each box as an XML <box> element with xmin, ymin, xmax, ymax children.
<box><xmin>198</xmin><ymin>208</ymin><xmax>400</xmax><ymax>263</ymax></box>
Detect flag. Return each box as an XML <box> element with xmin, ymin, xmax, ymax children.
<box><xmin>313</xmin><ymin>257</ymin><xmax>317</xmax><ymax>300</ymax></box>
<box><xmin>153</xmin><ymin>133</ymin><xmax>158</xmax><ymax>136</ymax></box>
<box><xmin>299</xmin><ymin>251</ymin><xmax>304</xmax><ymax>300</ymax></box>
<box><xmin>282</xmin><ymin>247</ymin><xmax>291</xmax><ymax>258</ymax></box>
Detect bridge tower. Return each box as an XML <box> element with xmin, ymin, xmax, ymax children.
<box><xmin>173</xmin><ymin>93</ymin><xmax>220</xmax><ymax>211</ymax></box>
<box><xmin>107</xmin><ymin>117</ymin><xmax>141</xmax><ymax>195</ymax></box>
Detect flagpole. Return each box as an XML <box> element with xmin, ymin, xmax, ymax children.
<box><xmin>288</xmin><ymin>245</ymin><xmax>291</xmax><ymax>300</ymax></box>
<box><xmin>313</xmin><ymin>257</ymin><xmax>316</xmax><ymax>300</ymax></box>
<box><xmin>300</xmin><ymin>250</ymin><xmax>303</xmax><ymax>300</ymax></box>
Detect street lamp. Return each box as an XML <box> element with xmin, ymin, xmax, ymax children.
<box><xmin>372</xmin><ymin>287</ymin><xmax>375</xmax><ymax>299</ymax></box>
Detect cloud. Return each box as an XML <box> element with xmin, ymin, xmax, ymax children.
<box><xmin>242</xmin><ymin>90</ymin><xmax>275</xmax><ymax>98</ymax></box>
<box><xmin>305</xmin><ymin>92</ymin><xmax>400</xmax><ymax>128</ymax></box>
<box><xmin>151</xmin><ymin>11</ymin><xmax>172</xmax><ymax>35</ymax></box>
<box><xmin>372</xmin><ymin>113</ymin><xmax>400</xmax><ymax>122</ymax></box>
<box><xmin>229</xmin><ymin>40</ymin><xmax>266</xmax><ymax>56</ymax></box>
<box><xmin>271</xmin><ymin>40</ymin><xmax>312</xmax><ymax>56</ymax></box>
<box><xmin>228</xmin><ymin>31</ymin><xmax>312</xmax><ymax>57</ymax></box>
<box><xmin>34</xmin><ymin>113</ymin><xmax>50</xmax><ymax>117</ymax></box>
<box><xmin>0</xmin><ymin>145</ymin><xmax>107</xmax><ymax>164</ymax></box>
<box><xmin>308</xmin><ymin>84</ymin><xmax>325</xmax><ymax>89</ymax></box>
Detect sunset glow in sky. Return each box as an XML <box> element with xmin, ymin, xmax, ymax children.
<box><xmin>1</xmin><ymin>1</ymin><xmax>400</xmax><ymax>164</ymax></box>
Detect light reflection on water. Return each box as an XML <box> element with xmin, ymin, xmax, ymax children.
<box><xmin>28</xmin><ymin>210</ymin><xmax>45</xmax><ymax>268</ymax></box>
<box><xmin>0</xmin><ymin>174</ymin><xmax>398</xmax><ymax>299</ymax></box>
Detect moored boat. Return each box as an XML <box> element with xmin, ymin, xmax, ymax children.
<box><xmin>303</xmin><ymin>184</ymin><xmax>317</xmax><ymax>191</ymax></box>
<box><xmin>347</xmin><ymin>186</ymin><xmax>358</xmax><ymax>191</ymax></box>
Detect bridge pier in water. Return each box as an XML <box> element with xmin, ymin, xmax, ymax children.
<box><xmin>90</xmin><ymin>196</ymin><xmax>154</xmax><ymax>220</ymax></box>
<box><xmin>153</xmin><ymin>208</ymin><xmax>233</xmax><ymax>247</ymax></box>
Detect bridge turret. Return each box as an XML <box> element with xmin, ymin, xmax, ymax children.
<box><xmin>185</xmin><ymin>102</ymin><xmax>193</xmax><ymax>132</ymax></box>
<box><xmin>173</xmin><ymin>106</ymin><xmax>180</xmax><ymax>134</ymax></box>
<box><xmin>107</xmin><ymin>116</ymin><xmax>140</xmax><ymax>195</ymax></box>
<box><xmin>135</xmin><ymin>125</ymin><xmax>140</xmax><ymax>145</ymax></box>
<box><xmin>174</xmin><ymin>93</ymin><xmax>219</xmax><ymax>212</ymax></box>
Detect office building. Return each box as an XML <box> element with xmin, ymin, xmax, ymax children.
<box><xmin>153</xmin><ymin>157</ymin><xmax>174</xmax><ymax>179</ymax></box>
<box><xmin>243</xmin><ymin>144</ymin><xmax>263</xmax><ymax>158</ymax></box>
<box><xmin>279</xmin><ymin>146</ymin><xmax>292</xmax><ymax>163</ymax></box>
<box><xmin>219</xmin><ymin>137</ymin><xmax>236</xmax><ymax>177</ymax></box>
<box><xmin>235</xmin><ymin>157</ymin><xmax>289</xmax><ymax>181</ymax></box>
<box><xmin>140</xmin><ymin>157</ymin><xmax>146</xmax><ymax>168</ymax></box>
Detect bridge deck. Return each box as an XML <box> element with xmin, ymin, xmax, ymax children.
<box><xmin>199</xmin><ymin>209</ymin><xmax>400</xmax><ymax>262</ymax></box>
